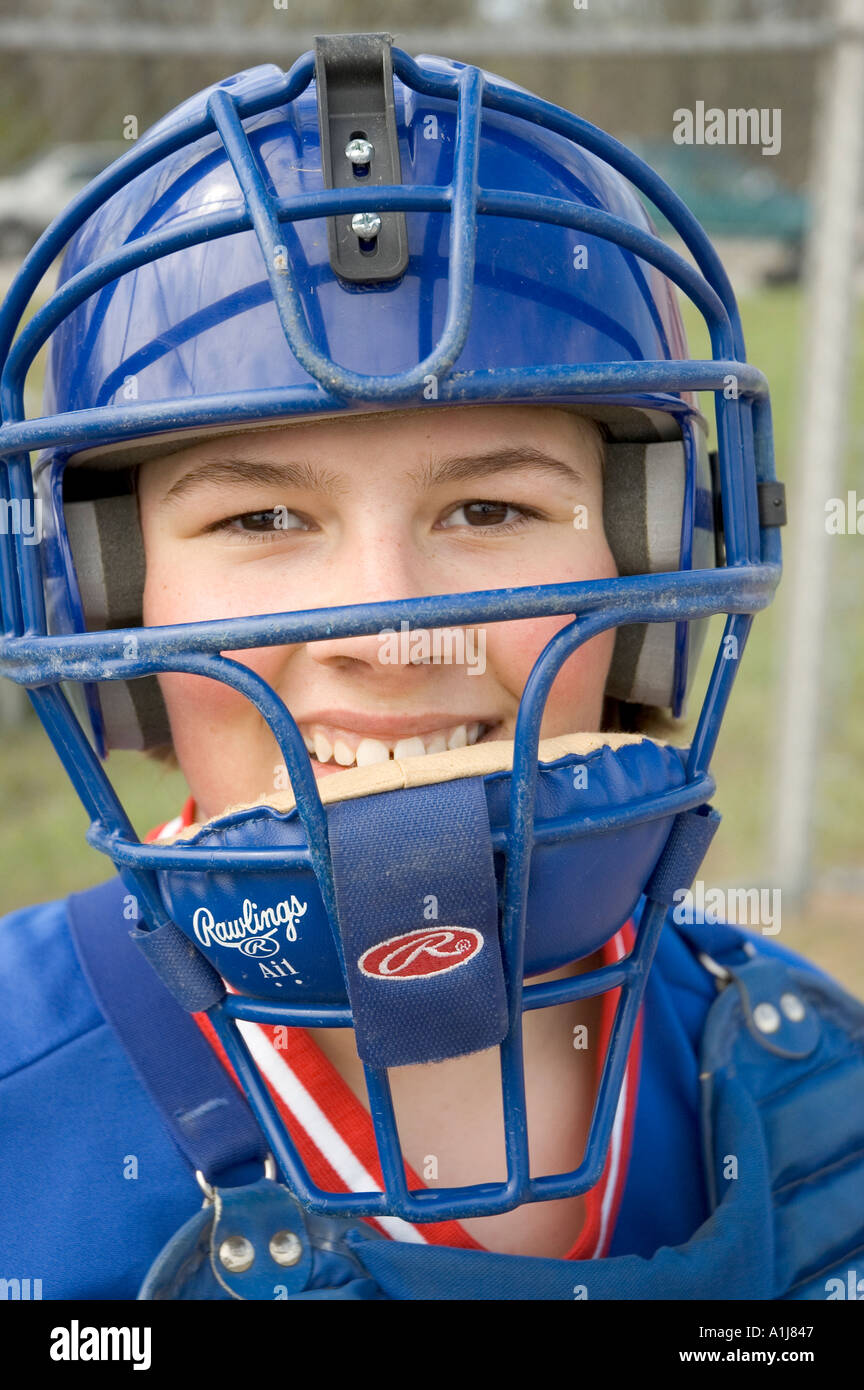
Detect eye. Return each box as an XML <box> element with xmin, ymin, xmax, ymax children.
<box><xmin>439</xmin><ymin>500</ymin><xmax>540</xmax><ymax>532</ymax></box>
<box><xmin>205</xmin><ymin>507</ymin><xmax>311</xmax><ymax>539</ymax></box>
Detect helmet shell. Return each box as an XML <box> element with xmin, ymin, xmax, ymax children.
<box><xmin>44</xmin><ymin>58</ymin><xmax>690</xmax><ymax>430</ymax></box>
<box><xmin>35</xmin><ymin>57</ymin><xmax>713</xmax><ymax>752</ymax></box>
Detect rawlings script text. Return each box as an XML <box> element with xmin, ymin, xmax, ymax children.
<box><xmin>193</xmin><ymin>896</ymin><xmax>308</xmax><ymax>953</ymax></box>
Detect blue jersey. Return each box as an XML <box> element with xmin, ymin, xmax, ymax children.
<box><xmin>0</xmin><ymin>891</ymin><xmax>841</xmax><ymax>1298</ymax></box>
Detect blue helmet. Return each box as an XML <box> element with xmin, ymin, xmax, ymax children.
<box><xmin>0</xmin><ymin>34</ymin><xmax>783</xmax><ymax>1226</ymax></box>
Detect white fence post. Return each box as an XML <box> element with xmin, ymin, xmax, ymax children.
<box><xmin>770</xmin><ymin>0</ymin><xmax>864</xmax><ymax>903</ymax></box>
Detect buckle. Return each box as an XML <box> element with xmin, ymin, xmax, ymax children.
<box><xmin>195</xmin><ymin>1153</ymin><xmax>277</xmax><ymax>1206</ymax></box>
<box><xmin>314</xmin><ymin>32</ymin><xmax>409</xmax><ymax>283</ymax></box>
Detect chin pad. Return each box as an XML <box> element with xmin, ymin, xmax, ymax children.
<box><xmin>156</xmin><ymin>733</ymin><xmax>688</xmax><ymax>1066</ymax></box>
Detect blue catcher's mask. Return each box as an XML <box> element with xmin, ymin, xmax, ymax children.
<box><xmin>0</xmin><ymin>34</ymin><xmax>784</xmax><ymax>1225</ymax></box>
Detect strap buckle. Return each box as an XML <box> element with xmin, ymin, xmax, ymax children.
<box><xmin>196</xmin><ymin>1153</ymin><xmax>277</xmax><ymax>1206</ymax></box>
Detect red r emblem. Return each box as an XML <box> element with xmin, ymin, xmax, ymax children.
<box><xmin>358</xmin><ymin>927</ymin><xmax>483</xmax><ymax>980</ymax></box>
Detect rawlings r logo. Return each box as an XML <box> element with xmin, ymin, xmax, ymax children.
<box><xmin>192</xmin><ymin>896</ymin><xmax>307</xmax><ymax>956</ymax></box>
<box><xmin>358</xmin><ymin>927</ymin><xmax>483</xmax><ymax>980</ymax></box>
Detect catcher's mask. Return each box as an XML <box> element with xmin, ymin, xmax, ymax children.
<box><xmin>0</xmin><ymin>33</ymin><xmax>784</xmax><ymax>1224</ymax></box>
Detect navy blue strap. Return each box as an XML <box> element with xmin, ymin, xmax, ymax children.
<box><xmin>644</xmin><ymin>803</ymin><xmax>721</xmax><ymax>905</ymax></box>
<box><xmin>642</xmin><ymin>804</ymin><xmax>756</xmax><ymax>973</ymax></box>
<box><xmin>327</xmin><ymin>777</ymin><xmax>507</xmax><ymax>1067</ymax></box>
<box><xmin>66</xmin><ymin>875</ymin><xmax>268</xmax><ymax>1182</ymax></box>
<box><xmin>129</xmin><ymin>916</ymin><xmax>224</xmax><ymax>1013</ymax></box>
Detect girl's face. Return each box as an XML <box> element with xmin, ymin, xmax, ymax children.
<box><xmin>138</xmin><ymin>404</ymin><xmax>618</xmax><ymax>821</ymax></box>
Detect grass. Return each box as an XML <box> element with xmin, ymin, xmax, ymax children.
<box><xmin>0</xmin><ymin>723</ymin><xmax>189</xmax><ymax>910</ymax></box>
<box><xmin>1</xmin><ymin>283</ymin><xmax>862</xmax><ymax>993</ymax></box>
<box><xmin>679</xmin><ymin>287</ymin><xmax>864</xmax><ymax>889</ymax></box>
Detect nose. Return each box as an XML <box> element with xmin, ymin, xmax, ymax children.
<box><xmin>307</xmin><ymin>627</ymin><xmax>414</xmax><ymax>675</ymax></box>
<box><xmin>303</xmin><ymin>524</ymin><xmax>436</xmax><ymax>677</ymax></box>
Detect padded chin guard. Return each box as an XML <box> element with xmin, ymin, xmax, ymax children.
<box><xmin>157</xmin><ymin>734</ymin><xmax>689</xmax><ymax>1066</ymax></box>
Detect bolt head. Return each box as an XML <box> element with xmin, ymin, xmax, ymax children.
<box><xmin>780</xmin><ymin>992</ymin><xmax>806</xmax><ymax>1022</ymax></box>
<box><xmin>351</xmin><ymin>211</ymin><xmax>382</xmax><ymax>238</ymax></box>
<box><xmin>218</xmin><ymin>1235</ymin><xmax>255</xmax><ymax>1273</ymax></box>
<box><xmin>269</xmin><ymin>1229</ymin><xmax>303</xmax><ymax>1267</ymax></box>
<box><xmin>753</xmin><ymin>1002</ymin><xmax>781</xmax><ymax>1035</ymax></box>
<box><xmin>345</xmin><ymin>137</ymin><xmax>374</xmax><ymax>164</ymax></box>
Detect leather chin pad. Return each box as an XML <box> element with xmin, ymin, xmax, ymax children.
<box><xmin>156</xmin><ymin>737</ymin><xmax>690</xmax><ymax>1057</ymax></box>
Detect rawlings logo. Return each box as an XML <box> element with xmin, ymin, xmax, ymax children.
<box><xmin>192</xmin><ymin>896</ymin><xmax>307</xmax><ymax>958</ymax></box>
<box><xmin>358</xmin><ymin>927</ymin><xmax>483</xmax><ymax>980</ymax></box>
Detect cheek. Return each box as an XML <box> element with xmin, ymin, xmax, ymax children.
<box><xmin>142</xmin><ymin>555</ymin><xmax>290</xmax><ymax>744</ymax></box>
<box><xmin>142</xmin><ymin>548</ymin><xmax>250</xmax><ymax>627</ymax></box>
<box><xmin>483</xmin><ymin>528</ymin><xmax>618</xmax><ymax>728</ymax></box>
<box><xmin>156</xmin><ymin>671</ymin><xmax>247</xmax><ymax>735</ymax></box>
<box><xmin>546</xmin><ymin>625</ymin><xmax>616</xmax><ymax>723</ymax></box>
<box><xmin>155</xmin><ymin>654</ymin><xmax>293</xmax><ymax>759</ymax></box>
<box><xmin>487</xmin><ymin>616</ymin><xmax>615</xmax><ymax>708</ymax></box>
<box><xmin>156</xmin><ymin>659</ymin><xmax>290</xmax><ymax>819</ymax></box>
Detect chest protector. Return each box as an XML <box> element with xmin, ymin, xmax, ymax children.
<box><xmin>68</xmin><ymin>870</ymin><xmax>864</xmax><ymax>1301</ymax></box>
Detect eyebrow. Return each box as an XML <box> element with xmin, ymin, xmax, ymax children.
<box><xmin>160</xmin><ymin>445</ymin><xmax>586</xmax><ymax>504</ymax></box>
<box><xmin>162</xmin><ymin>457</ymin><xmax>343</xmax><ymax>504</ymax></box>
<box><xmin>413</xmin><ymin>447</ymin><xmax>586</xmax><ymax>491</ymax></box>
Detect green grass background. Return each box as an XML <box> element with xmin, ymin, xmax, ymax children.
<box><xmin>1</xmin><ymin>284</ymin><xmax>862</xmax><ymax>989</ymax></box>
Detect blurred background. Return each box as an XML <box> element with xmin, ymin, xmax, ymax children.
<box><xmin>0</xmin><ymin>0</ymin><xmax>861</xmax><ymax>992</ymax></box>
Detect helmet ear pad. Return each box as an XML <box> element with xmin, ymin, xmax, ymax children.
<box><xmin>603</xmin><ymin>420</ymin><xmax>715</xmax><ymax>715</ymax></box>
<box><xmin>63</xmin><ymin>480</ymin><xmax>172</xmax><ymax>752</ymax></box>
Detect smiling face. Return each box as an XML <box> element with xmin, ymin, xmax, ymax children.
<box><xmin>137</xmin><ymin>403</ymin><xmax>618</xmax><ymax>821</ymax></box>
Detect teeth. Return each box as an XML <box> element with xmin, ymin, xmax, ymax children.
<box><xmin>356</xmin><ymin>737</ymin><xmax>391</xmax><ymax>767</ymax></box>
<box><xmin>393</xmin><ymin>736</ymin><xmax>426</xmax><ymax>760</ymax></box>
<box><xmin>333</xmin><ymin>738</ymin><xmax>355</xmax><ymax>767</ymax></box>
<box><xmin>305</xmin><ymin>721</ymin><xmax>488</xmax><ymax>767</ymax></box>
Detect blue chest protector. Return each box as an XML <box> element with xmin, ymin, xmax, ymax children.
<box><xmin>65</xmin><ymin>875</ymin><xmax>864</xmax><ymax>1301</ymax></box>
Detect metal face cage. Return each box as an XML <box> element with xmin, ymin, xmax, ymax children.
<box><xmin>0</xmin><ymin>35</ymin><xmax>782</xmax><ymax>1224</ymax></box>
